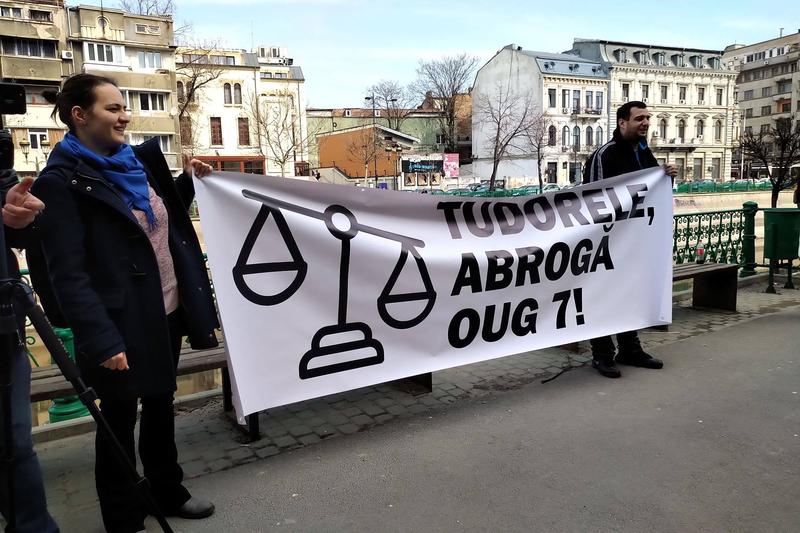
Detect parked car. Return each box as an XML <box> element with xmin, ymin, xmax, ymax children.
<box><xmin>542</xmin><ymin>183</ymin><xmax>561</xmax><ymax>192</ymax></box>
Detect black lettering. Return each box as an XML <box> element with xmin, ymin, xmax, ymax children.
<box><xmin>511</xmin><ymin>298</ymin><xmax>538</xmax><ymax>336</ymax></box>
<box><xmin>463</xmin><ymin>201</ymin><xmax>494</xmax><ymax>237</ymax></box>
<box><xmin>515</xmin><ymin>246</ymin><xmax>545</xmax><ymax>286</ymax></box>
<box><xmin>523</xmin><ymin>197</ymin><xmax>556</xmax><ymax>231</ymax></box>
<box><xmin>627</xmin><ymin>184</ymin><xmax>648</xmax><ymax>219</ymax></box>
<box><xmin>582</xmin><ymin>189</ymin><xmax>613</xmax><ymax>224</ymax></box>
<box><xmin>486</xmin><ymin>250</ymin><xmax>514</xmax><ymax>291</ymax></box>
<box><xmin>494</xmin><ymin>202</ymin><xmax>525</xmax><ymax>235</ymax></box>
<box><xmin>448</xmin><ymin>308</ymin><xmax>480</xmax><ymax>348</ymax></box>
<box><xmin>570</xmin><ymin>239</ymin><xmax>594</xmax><ymax>275</ymax></box>
<box><xmin>605</xmin><ymin>187</ymin><xmax>629</xmax><ymax>221</ymax></box>
<box><xmin>554</xmin><ymin>191</ymin><xmax>590</xmax><ymax>228</ymax></box>
<box><xmin>437</xmin><ymin>201</ymin><xmax>464</xmax><ymax>239</ymax></box>
<box><xmin>590</xmin><ymin>235</ymin><xmax>614</xmax><ymax>272</ymax></box>
<box><xmin>481</xmin><ymin>302</ymin><xmax>511</xmax><ymax>343</ymax></box>
<box><xmin>451</xmin><ymin>253</ymin><xmax>482</xmax><ymax>296</ymax></box>
<box><xmin>545</xmin><ymin>242</ymin><xmax>570</xmax><ymax>280</ymax></box>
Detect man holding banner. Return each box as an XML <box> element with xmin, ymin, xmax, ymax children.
<box><xmin>583</xmin><ymin>101</ymin><xmax>678</xmax><ymax>378</ymax></box>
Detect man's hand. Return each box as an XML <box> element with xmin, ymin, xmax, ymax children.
<box><xmin>2</xmin><ymin>177</ymin><xmax>45</xmax><ymax>229</ymax></box>
<box><xmin>101</xmin><ymin>352</ymin><xmax>129</xmax><ymax>371</ymax></box>
<box><xmin>663</xmin><ymin>164</ymin><xmax>678</xmax><ymax>178</ymax></box>
<box><xmin>183</xmin><ymin>154</ymin><xmax>213</xmax><ymax>179</ymax></box>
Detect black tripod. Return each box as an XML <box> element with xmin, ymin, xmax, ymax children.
<box><xmin>0</xmin><ymin>233</ymin><xmax>174</xmax><ymax>532</ymax></box>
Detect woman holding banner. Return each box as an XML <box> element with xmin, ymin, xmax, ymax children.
<box><xmin>30</xmin><ymin>73</ymin><xmax>219</xmax><ymax>533</ymax></box>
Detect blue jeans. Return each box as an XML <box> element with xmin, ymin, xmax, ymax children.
<box><xmin>0</xmin><ymin>343</ymin><xmax>59</xmax><ymax>533</ymax></box>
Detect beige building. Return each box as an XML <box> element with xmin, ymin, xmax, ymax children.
<box><xmin>1</xmin><ymin>0</ymin><xmax>69</xmax><ymax>177</ymax></box>
<box><xmin>723</xmin><ymin>31</ymin><xmax>800</xmax><ymax>178</ymax></box>
<box><xmin>569</xmin><ymin>39</ymin><xmax>738</xmax><ymax>182</ymax></box>
<box><xmin>176</xmin><ymin>45</ymin><xmax>309</xmax><ymax>178</ymax></box>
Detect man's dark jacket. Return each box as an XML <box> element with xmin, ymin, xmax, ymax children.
<box><xmin>583</xmin><ymin>128</ymin><xmax>659</xmax><ymax>183</ymax></box>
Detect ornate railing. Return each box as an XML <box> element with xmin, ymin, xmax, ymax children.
<box><xmin>673</xmin><ymin>208</ymin><xmax>745</xmax><ymax>264</ymax></box>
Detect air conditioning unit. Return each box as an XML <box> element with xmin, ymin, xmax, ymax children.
<box><xmin>642</xmin><ymin>97</ymin><xmax>648</xmax><ymax>103</ymax></box>
<box><xmin>660</xmin><ymin>98</ymin><xmax>668</xmax><ymax>104</ymax></box>
<box><xmin>562</xmin><ymin>107</ymin><xmax>570</xmax><ymax>114</ymax></box>
<box><xmin>61</xmin><ymin>50</ymin><xmax>74</xmax><ymax>60</ymax></box>
<box><xmin>679</xmin><ymin>99</ymin><xmax>686</xmax><ymax>104</ymax></box>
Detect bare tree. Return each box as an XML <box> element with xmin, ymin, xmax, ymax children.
<box><xmin>368</xmin><ymin>80</ymin><xmax>416</xmax><ymax>132</ymax></box>
<box><xmin>739</xmin><ymin>116</ymin><xmax>800</xmax><ymax>207</ymax></box>
<box><xmin>524</xmin><ymin>115</ymin><xmax>552</xmax><ymax>191</ymax></box>
<box><xmin>118</xmin><ymin>0</ymin><xmax>192</xmax><ymax>42</ymax></box>
<box><xmin>346</xmin><ymin>128</ymin><xmax>383</xmax><ymax>184</ymax></box>
<box><xmin>414</xmin><ymin>53</ymin><xmax>479</xmax><ymax>152</ymax></box>
<box><xmin>245</xmin><ymin>91</ymin><xmax>317</xmax><ymax>177</ymax></box>
<box><xmin>175</xmin><ymin>43</ymin><xmax>225</xmax><ymax>150</ymax></box>
<box><xmin>475</xmin><ymin>83</ymin><xmax>547</xmax><ymax>190</ymax></box>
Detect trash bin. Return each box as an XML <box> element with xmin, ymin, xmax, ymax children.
<box><xmin>763</xmin><ymin>208</ymin><xmax>800</xmax><ymax>260</ymax></box>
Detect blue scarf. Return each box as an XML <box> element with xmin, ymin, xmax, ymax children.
<box><xmin>60</xmin><ymin>133</ymin><xmax>155</xmax><ymax>227</ymax></box>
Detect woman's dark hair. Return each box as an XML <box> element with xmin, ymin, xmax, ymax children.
<box><xmin>42</xmin><ymin>74</ymin><xmax>119</xmax><ymax>131</ymax></box>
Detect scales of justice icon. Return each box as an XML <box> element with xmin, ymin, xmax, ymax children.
<box><xmin>233</xmin><ymin>189</ymin><xmax>437</xmax><ymax>380</ymax></box>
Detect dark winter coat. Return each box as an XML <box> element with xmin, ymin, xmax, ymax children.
<box><xmin>29</xmin><ymin>138</ymin><xmax>219</xmax><ymax>397</ymax></box>
<box><xmin>583</xmin><ymin>128</ymin><xmax>659</xmax><ymax>183</ymax></box>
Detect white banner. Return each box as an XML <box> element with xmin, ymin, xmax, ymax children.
<box><xmin>195</xmin><ymin>168</ymin><xmax>673</xmax><ymax>416</ymax></box>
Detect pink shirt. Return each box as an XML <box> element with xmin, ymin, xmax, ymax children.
<box><xmin>132</xmin><ymin>186</ymin><xmax>179</xmax><ymax>315</ymax></box>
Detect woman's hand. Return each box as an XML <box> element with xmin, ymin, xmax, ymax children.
<box><xmin>183</xmin><ymin>154</ymin><xmax>213</xmax><ymax>179</ymax></box>
<box><xmin>101</xmin><ymin>352</ymin><xmax>129</xmax><ymax>371</ymax></box>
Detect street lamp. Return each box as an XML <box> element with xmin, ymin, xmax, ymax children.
<box><xmin>18</xmin><ymin>138</ymin><xmax>30</xmax><ymax>162</ymax></box>
<box><xmin>18</xmin><ymin>138</ymin><xmax>51</xmax><ymax>172</ymax></box>
<box><xmin>364</xmin><ymin>92</ymin><xmax>378</xmax><ymax>187</ymax></box>
<box><xmin>384</xmin><ymin>142</ymin><xmax>403</xmax><ymax>190</ymax></box>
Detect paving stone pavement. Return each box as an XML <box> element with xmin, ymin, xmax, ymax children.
<box><xmin>32</xmin><ymin>279</ymin><xmax>800</xmax><ymax>527</ymax></box>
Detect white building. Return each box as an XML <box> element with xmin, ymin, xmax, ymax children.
<box><xmin>568</xmin><ymin>39</ymin><xmax>738</xmax><ymax>182</ymax></box>
<box><xmin>472</xmin><ymin>44</ymin><xmax>609</xmax><ymax>185</ymax></box>
<box><xmin>176</xmin><ymin>45</ymin><xmax>309</xmax><ymax>177</ymax></box>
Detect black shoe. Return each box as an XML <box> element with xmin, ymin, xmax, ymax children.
<box><xmin>168</xmin><ymin>497</ymin><xmax>215</xmax><ymax>519</ymax></box>
<box><xmin>592</xmin><ymin>357</ymin><xmax>621</xmax><ymax>378</ymax></box>
<box><xmin>616</xmin><ymin>350</ymin><xmax>663</xmax><ymax>369</ymax></box>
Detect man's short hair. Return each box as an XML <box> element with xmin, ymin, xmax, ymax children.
<box><xmin>616</xmin><ymin>101</ymin><xmax>648</xmax><ymax>121</ymax></box>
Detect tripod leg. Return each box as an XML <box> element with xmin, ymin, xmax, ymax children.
<box><xmin>21</xmin><ymin>291</ymin><xmax>174</xmax><ymax>533</ymax></box>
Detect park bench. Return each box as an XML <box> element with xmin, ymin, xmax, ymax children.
<box><xmin>672</xmin><ymin>262</ymin><xmax>739</xmax><ymax>311</ymax></box>
<box><xmin>30</xmin><ymin>343</ymin><xmax>263</xmax><ymax>440</ymax></box>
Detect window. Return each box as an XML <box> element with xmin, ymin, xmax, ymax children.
<box><xmin>696</xmin><ymin>119</ymin><xmax>704</xmax><ymax>138</ymax></box>
<box><xmin>596</xmin><ymin>127</ymin><xmax>603</xmax><ymax>146</ymax></box>
<box><xmin>374</xmin><ymin>109</ymin><xmax>381</xmax><ymax>117</ymax></box>
<box><xmin>0</xmin><ymin>7</ymin><xmax>22</xmax><ymax>18</ymax></box>
<box><xmin>595</xmin><ymin>92</ymin><xmax>603</xmax><ymax>110</ymax></box>
<box><xmin>678</xmin><ymin>120</ymin><xmax>686</xmax><ymax>140</ymax></box>
<box><xmin>711</xmin><ymin>157</ymin><xmax>720</xmax><ymax>180</ymax></box>
<box><xmin>210</xmin><ymin>117</ymin><xmax>222</xmax><ymax>145</ymax></box>
<box><xmin>716</xmin><ymin>88</ymin><xmax>723</xmax><ymax>106</ymax></box>
<box><xmin>562</xmin><ymin>89</ymin><xmax>569</xmax><ymax>109</ymax></box>
<box><xmin>260</xmin><ymin>72</ymin><xmax>273</xmax><ymax>79</ymax></box>
<box><xmin>0</xmin><ymin>37</ymin><xmax>56</xmax><ymax>58</ymax></box>
<box><xmin>572</xmin><ymin>126</ymin><xmax>580</xmax><ymax>150</ymax></box>
<box><xmin>143</xmin><ymin>135</ymin><xmax>170</xmax><ymax>152</ymax></box>
<box><xmin>548</xmin><ymin>88</ymin><xmax>556</xmax><ymax>108</ymax></box>
<box><xmin>585</xmin><ymin>91</ymin><xmax>593</xmax><ymax>109</ymax></box>
<box><xmin>641</xmin><ymin>84</ymin><xmax>649</xmax><ymax>101</ymax></box>
<box><xmin>697</xmin><ymin>87</ymin><xmax>705</xmax><ymax>103</ymax></box>
<box><xmin>137</xmin><ymin>51</ymin><xmax>162</xmax><ymax>68</ymax></box>
<box><xmin>223</xmin><ymin>83</ymin><xmax>232</xmax><ymax>105</ymax></box>
<box><xmin>28</xmin><ymin>128</ymin><xmax>48</xmax><ymax>149</ymax></box>
<box><xmin>679</xmin><ymin>86</ymin><xmax>687</xmax><ymax>101</ymax></box>
<box><xmin>274</xmin><ymin>72</ymin><xmax>287</xmax><ymax>79</ymax></box>
<box><xmin>182</xmin><ymin>54</ymin><xmax>234</xmax><ymax>65</ymax></box>
<box><xmin>548</xmin><ymin>125</ymin><xmax>556</xmax><ymax>146</ymax></box>
<box><xmin>138</xmin><ymin>92</ymin><xmax>165</xmax><ymax>111</ymax></box>
<box><xmin>714</xmin><ymin>120</ymin><xmax>722</xmax><ymax>141</ymax></box>
<box><xmin>744</xmin><ymin>126</ymin><xmax>752</xmax><ymax>135</ymax></box>
<box><xmin>660</xmin><ymin>85</ymin><xmax>668</xmax><ymax>101</ymax></box>
<box><xmin>615</xmin><ymin>48</ymin><xmax>626</xmax><ymax>62</ymax></box>
<box><xmin>586</xmin><ymin>126</ymin><xmax>593</xmax><ymax>147</ymax></box>
<box><xmin>572</xmin><ymin>90</ymin><xmax>580</xmax><ymax>111</ymax></box>
<box><xmin>761</xmin><ymin>105</ymin><xmax>771</xmax><ymax>116</ymax></box>
<box><xmin>621</xmin><ymin>83</ymin><xmax>630</xmax><ymax>100</ymax></box>
<box><xmin>234</xmin><ymin>83</ymin><xmax>242</xmax><ymax>105</ymax></box>
<box><xmin>743</xmin><ymin>89</ymin><xmax>754</xmax><ymax>100</ymax></box>
<box><xmin>659</xmin><ymin>119</ymin><xmax>667</xmax><ymax>139</ymax></box>
<box><xmin>435</xmin><ymin>133</ymin><xmax>446</xmax><ymax>144</ymax></box>
<box><xmin>690</xmin><ymin>55</ymin><xmax>702</xmax><ymax>68</ymax></box>
<box><xmin>693</xmin><ymin>157</ymin><xmax>703</xmax><ymax>179</ymax></box>
<box><xmin>675</xmin><ymin>158</ymin><xmax>685</xmax><ymax>180</ymax></box>
<box><xmin>709</xmin><ymin>57</ymin><xmax>721</xmax><ymax>69</ymax></box>
<box><xmin>744</xmin><ymin>108</ymin><xmax>753</xmax><ymax>118</ymax></box>
<box><xmin>673</xmin><ymin>54</ymin><xmax>685</xmax><ymax>67</ymax></box>
<box><xmin>29</xmin><ymin>10</ymin><xmax>52</xmax><ymax>22</ymax></box>
<box><xmin>244</xmin><ymin>160</ymin><xmax>264</xmax><ymax>174</ymax></box>
<box><xmin>562</xmin><ymin>126</ymin><xmax>569</xmax><ymax>146</ymax></box>
<box><xmin>135</xmin><ymin>23</ymin><xmax>161</xmax><ymax>35</ymax></box>
<box><xmin>238</xmin><ymin>118</ymin><xmax>250</xmax><ymax>146</ymax></box>
<box><xmin>781</xmin><ymin>102</ymin><xmax>791</xmax><ymax>113</ymax></box>
<box><xmin>344</xmin><ymin>109</ymin><xmax>352</xmax><ymax>117</ymax></box>
<box><xmin>778</xmin><ymin>81</ymin><xmax>791</xmax><ymax>93</ymax></box>
<box><xmin>85</xmin><ymin>42</ymin><xmax>123</xmax><ymax>64</ymax></box>
<box><xmin>760</xmin><ymin>124</ymin><xmax>770</xmax><ymax>133</ymax></box>
<box><xmin>655</xmin><ymin>52</ymin><xmax>665</xmax><ymax>66</ymax></box>
<box><xmin>177</xmin><ymin>81</ymin><xmax>185</xmax><ymax>102</ymax></box>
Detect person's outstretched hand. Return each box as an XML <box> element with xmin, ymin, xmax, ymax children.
<box><xmin>2</xmin><ymin>177</ymin><xmax>45</xmax><ymax>229</ymax></box>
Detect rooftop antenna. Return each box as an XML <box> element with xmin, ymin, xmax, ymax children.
<box><xmin>779</xmin><ymin>27</ymin><xmax>784</xmax><ymax>37</ymax></box>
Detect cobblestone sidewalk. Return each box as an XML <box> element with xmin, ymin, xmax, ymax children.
<box><xmin>35</xmin><ymin>278</ymin><xmax>800</xmax><ymax>525</ymax></box>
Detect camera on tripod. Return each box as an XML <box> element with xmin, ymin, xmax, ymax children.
<box><xmin>0</xmin><ymin>83</ymin><xmax>27</xmax><ymax>170</ymax></box>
